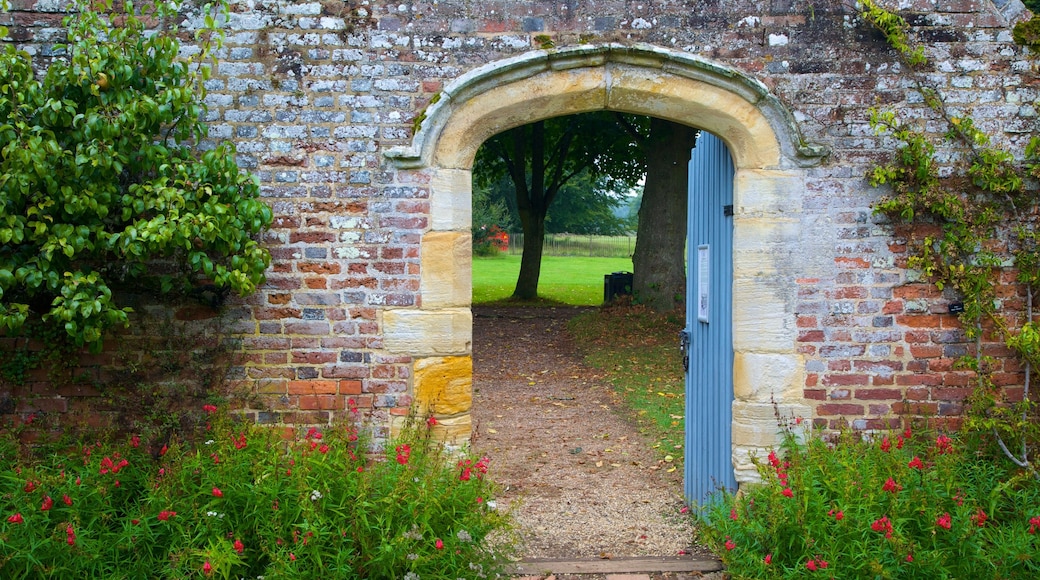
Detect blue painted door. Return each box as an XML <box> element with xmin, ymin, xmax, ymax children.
<box><xmin>683</xmin><ymin>132</ymin><xmax>737</xmax><ymax>506</ymax></box>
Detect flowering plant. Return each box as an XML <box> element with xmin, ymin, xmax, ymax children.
<box><xmin>702</xmin><ymin>422</ymin><xmax>1040</xmax><ymax>578</ymax></box>
<box><xmin>0</xmin><ymin>406</ymin><xmax>514</xmax><ymax>578</ymax></box>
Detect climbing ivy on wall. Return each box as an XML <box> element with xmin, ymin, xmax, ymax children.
<box><xmin>0</xmin><ymin>0</ymin><xmax>272</xmax><ymax>352</ymax></box>
<box><xmin>862</xmin><ymin>2</ymin><xmax>1040</xmax><ymax>479</ymax></box>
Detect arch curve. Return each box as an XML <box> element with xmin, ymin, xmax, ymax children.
<box><xmin>386</xmin><ymin>43</ymin><xmax>828</xmax><ymax>171</ymax></box>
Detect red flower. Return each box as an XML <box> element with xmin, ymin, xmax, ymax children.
<box><xmin>435</xmin><ymin>538</ymin><xmax>445</xmax><ymax>550</ymax></box>
<box><xmin>233</xmin><ymin>433</ymin><xmax>247</xmax><ymax>450</ymax></box>
<box><xmin>319</xmin><ymin>444</ymin><xmax>329</xmax><ymax>454</ymax></box>
<box><xmin>896</xmin><ymin>436</ymin><xmax>904</xmax><ymax>449</ymax></box>
<box><xmin>62</xmin><ymin>494</ymin><xmax>73</xmax><ymax>506</ymax></box>
<box><xmin>906</xmin><ymin>553</ymin><xmax>914</xmax><ymax>562</ymax></box>
<box><xmin>24</xmin><ymin>480</ymin><xmax>36</xmax><ymax>493</ymax></box>
<box><xmin>396</xmin><ymin>444</ymin><xmax>411</xmax><ymax>465</ymax></box>
<box><xmin>828</xmin><ymin>508</ymin><xmax>844</xmax><ymax>521</ymax></box>
<box><xmin>7</xmin><ymin>513</ymin><xmax>23</xmax><ymax>524</ymax></box>
<box><xmin>40</xmin><ymin>496</ymin><xmax>53</xmax><ymax>511</ymax></box>
<box><xmin>1029</xmin><ymin>516</ymin><xmax>1040</xmax><ymax>534</ymax></box>
<box><xmin>880</xmin><ymin>436</ymin><xmax>891</xmax><ymax>452</ymax></box>
<box><xmin>729</xmin><ymin>508</ymin><xmax>738</xmax><ymax>521</ymax></box>
<box><xmin>66</xmin><ymin>525</ymin><xmax>75</xmax><ymax>546</ymax></box>
<box><xmin>427</xmin><ymin>416</ymin><xmax>437</xmax><ymax>427</ymax></box>
<box><xmin>935</xmin><ymin>434</ymin><xmax>953</xmax><ymax>454</ymax></box>
<box><xmin>871</xmin><ymin>515</ymin><xmax>894</xmax><ymax>539</ymax></box>
<box><xmin>212</xmin><ymin>487</ymin><xmax>223</xmax><ymax>497</ymax></box>
<box><xmin>882</xmin><ymin>477</ymin><xmax>902</xmax><ymax>493</ymax></box>
<box><xmin>459</xmin><ymin>468</ymin><xmax>472</xmax><ymax>481</ymax></box>
<box><xmin>289</xmin><ymin>553</ymin><xmax>296</xmax><ymax>561</ymax></box>
<box><xmin>724</xmin><ymin>537</ymin><xmax>736</xmax><ymax>551</ymax></box>
<box><xmin>202</xmin><ymin>404</ymin><xmax>218</xmax><ymax>413</ymax></box>
<box><xmin>158</xmin><ymin>510</ymin><xmax>176</xmax><ymax>521</ymax></box>
<box><xmin>936</xmin><ymin>512</ymin><xmax>952</xmax><ymax>530</ymax></box>
<box><xmin>160</xmin><ymin>444</ymin><xmax>168</xmax><ymax>456</ymax></box>
<box><xmin>767</xmin><ymin>450</ymin><xmax>780</xmax><ymax>468</ymax></box>
<box><xmin>130</xmin><ymin>435</ymin><xmax>140</xmax><ymax>448</ymax></box>
<box><xmin>764</xmin><ymin>553</ymin><xmax>772</xmax><ymax>565</ymax></box>
<box><xmin>234</xmin><ymin>539</ymin><xmax>245</xmax><ymax>554</ymax></box>
<box><xmin>203</xmin><ymin>561</ymin><xmax>212</xmax><ymax>575</ymax></box>
<box><xmin>908</xmin><ymin>456</ymin><xmax>924</xmax><ymax>470</ymax></box>
<box><xmin>132</xmin><ymin>519</ymin><xmax>140</xmax><ymax>525</ymax></box>
<box><xmin>781</xmin><ymin>488</ymin><xmax>793</xmax><ymax>498</ymax></box>
<box><xmin>971</xmin><ymin>508</ymin><xmax>988</xmax><ymax>527</ymax></box>
<box><xmin>806</xmin><ymin>559</ymin><xmax>818</xmax><ymax>571</ymax></box>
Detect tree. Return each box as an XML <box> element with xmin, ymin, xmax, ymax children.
<box><xmin>0</xmin><ymin>0</ymin><xmax>272</xmax><ymax>351</ymax></box>
<box><xmin>545</xmin><ymin>170</ymin><xmax>632</xmax><ymax>235</ymax></box>
<box><xmin>474</xmin><ymin>112</ymin><xmax>644</xmax><ymax>299</ymax></box>
<box><xmin>626</xmin><ymin>118</ymin><xmax>699</xmax><ymax>312</ymax></box>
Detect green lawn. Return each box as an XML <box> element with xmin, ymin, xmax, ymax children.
<box><xmin>472</xmin><ymin>254</ymin><xmax>633</xmax><ymax>305</ymax></box>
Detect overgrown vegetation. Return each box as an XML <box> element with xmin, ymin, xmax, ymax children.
<box><xmin>0</xmin><ymin>0</ymin><xmax>272</xmax><ymax>352</ymax></box>
<box><xmin>704</xmin><ymin>424</ymin><xmax>1040</xmax><ymax>578</ymax></box>
<box><xmin>568</xmin><ymin>305</ymin><xmax>686</xmax><ymax>467</ymax></box>
<box><xmin>0</xmin><ymin>406</ymin><xmax>515</xmax><ymax>578</ymax></box>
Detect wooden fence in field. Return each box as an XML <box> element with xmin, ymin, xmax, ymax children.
<box><xmin>506</xmin><ymin>234</ymin><xmax>636</xmax><ymax>258</ymax></box>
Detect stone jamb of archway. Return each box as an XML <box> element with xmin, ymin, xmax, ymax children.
<box><xmin>384</xmin><ymin>43</ymin><xmax>827</xmax><ymax>483</ymax></box>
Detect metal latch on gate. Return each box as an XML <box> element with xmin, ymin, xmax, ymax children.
<box><xmin>679</xmin><ymin>329</ymin><xmax>691</xmax><ymax>372</ymax></box>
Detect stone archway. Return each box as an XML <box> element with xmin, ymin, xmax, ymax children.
<box><xmin>384</xmin><ymin>43</ymin><xmax>826</xmax><ymax>483</ymax></box>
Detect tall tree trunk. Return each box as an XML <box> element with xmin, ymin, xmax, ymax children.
<box><xmin>513</xmin><ymin>207</ymin><xmax>546</xmax><ymax>299</ymax></box>
<box><xmin>632</xmin><ymin>118</ymin><xmax>698</xmax><ymax>312</ymax></box>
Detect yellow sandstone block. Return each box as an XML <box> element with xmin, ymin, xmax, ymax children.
<box><xmin>413</xmin><ymin>355</ymin><xmax>472</xmax><ymax>415</ymax></box>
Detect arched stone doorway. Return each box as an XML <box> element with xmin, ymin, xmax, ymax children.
<box><xmin>384</xmin><ymin>43</ymin><xmax>826</xmax><ymax>484</ymax></box>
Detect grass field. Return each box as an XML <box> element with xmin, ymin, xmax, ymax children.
<box><xmin>472</xmin><ymin>254</ymin><xmax>632</xmax><ymax>305</ymax></box>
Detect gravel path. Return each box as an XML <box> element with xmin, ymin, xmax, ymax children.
<box><xmin>471</xmin><ymin>306</ymin><xmax>697</xmax><ymax>561</ymax></box>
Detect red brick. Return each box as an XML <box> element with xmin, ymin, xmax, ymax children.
<box><xmin>305</xmin><ymin>278</ymin><xmax>327</xmax><ymax>289</ymax></box>
<box><xmin>853</xmin><ymin>388</ymin><xmax>901</xmax><ymax>400</ymax></box>
<box><xmin>891</xmin><ymin>401</ymin><xmax>938</xmax><ymax>415</ymax></box>
<box><xmin>798</xmin><ymin>330</ymin><xmax>824</xmax><ymax>342</ymax></box>
<box><xmin>804</xmin><ymin>389</ymin><xmax>826</xmax><ymax>400</ymax></box>
<box><xmin>816</xmin><ymin>403</ymin><xmax>864</xmax><ymax>416</ymax></box>
<box><xmin>910</xmin><ymin>345</ymin><xmax>942</xmax><ymax>358</ymax></box>
<box><xmin>896</xmin><ymin>373</ymin><xmax>942</xmax><ymax>386</ymax></box>
<box><xmin>298</xmin><ymin>395</ymin><xmax>343</xmax><ymax>410</ymax></box>
<box><xmin>339</xmin><ymin>380</ymin><xmax>363</xmax><ymax>395</ymax></box>
<box><xmin>288</xmin><ymin>380</ymin><xmax>338</xmax><ymax>395</ymax></box>
<box><xmin>291</xmin><ymin>352</ymin><xmax>338</xmax><ymax>364</ymax></box>
<box><xmin>822</xmin><ymin>374</ymin><xmax>868</xmax><ymax>386</ymax></box>
<box><xmin>300</xmin><ymin>262</ymin><xmax>342</xmax><ymax>275</ymax></box>
<box><xmin>896</xmin><ymin>314</ymin><xmax>942</xmax><ymax>328</ymax></box>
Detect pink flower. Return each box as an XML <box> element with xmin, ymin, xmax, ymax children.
<box><xmin>936</xmin><ymin>512</ymin><xmax>952</xmax><ymax>530</ymax></box>
<box><xmin>160</xmin><ymin>444</ymin><xmax>168</xmax><ymax>456</ymax></box>
<box><xmin>203</xmin><ymin>561</ymin><xmax>212</xmax><ymax>575</ymax></box>
<box><xmin>234</xmin><ymin>539</ymin><xmax>245</xmax><ymax>554</ymax></box>
<box><xmin>158</xmin><ymin>510</ymin><xmax>176</xmax><ymax>521</ymax></box>
<box><xmin>908</xmin><ymin>456</ymin><xmax>924</xmax><ymax>470</ymax></box>
<box><xmin>212</xmin><ymin>487</ymin><xmax>223</xmax><ymax>497</ymax></box>
<box><xmin>202</xmin><ymin>404</ymin><xmax>218</xmax><ymax>413</ymax></box>
<box><xmin>806</xmin><ymin>559</ymin><xmax>818</xmax><ymax>571</ymax></box>
<box><xmin>679</xmin><ymin>505</ymin><xmax>689</xmax><ymax>514</ymax></box>
<box><xmin>62</xmin><ymin>494</ymin><xmax>73</xmax><ymax>506</ymax></box>
<box><xmin>882</xmin><ymin>477</ymin><xmax>902</xmax><ymax>493</ymax></box>
<box><xmin>41</xmin><ymin>496</ymin><xmax>53</xmax><ymax>511</ymax></box>
<box><xmin>7</xmin><ymin>513</ymin><xmax>23</xmax><ymax>524</ymax></box>
<box><xmin>781</xmin><ymin>488</ymin><xmax>793</xmax><ymax>498</ymax></box>
<box><xmin>906</xmin><ymin>553</ymin><xmax>914</xmax><ymax>562</ymax></box>
<box><xmin>435</xmin><ymin>538</ymin><xmax>444</xmax><ymax>550</ymax></box>
<box><xmin>724</xmin><ymin>537</ymin><xmax>736</xmax><ymax>551</ymax></box>
<box><xmin>764</xmin><ymin>553</ymin><xmax>772</xmax><ymax>565</ymax></box>
<box><xmin>729</xmin><ymin>508</ymin><xmax>738</xmax><ymax>521</ymax></box>
<box><xmin>289</xmin><ymin>553</ymin><xmax>296</xmax><ymax>561</ymax></box>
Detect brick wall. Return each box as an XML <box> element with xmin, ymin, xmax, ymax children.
<box><xmin>1</xmin><ymin>0</ymin><xmax>1036</xmax><ymax>444</ymax></box>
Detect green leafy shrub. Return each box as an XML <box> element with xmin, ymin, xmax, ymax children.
<box><xmin>703</xmin><ymin>424</ymin><xmax>1040</xmax><ymax>579</ymax></box>
<box><xmin>0</xmin><ymin>0</ymin><xmax>272</xmax><ymax>352</ymax></box>
<box><xmin>0</xmin><ymin>405</ymin><xmax>514</xmax><ymax>578</ymax></box>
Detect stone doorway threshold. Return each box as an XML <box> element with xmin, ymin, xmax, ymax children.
<box><xmin>512</xmin><ymin>555</ymin><xmax>725</xmax><ymax>577</ymax></box>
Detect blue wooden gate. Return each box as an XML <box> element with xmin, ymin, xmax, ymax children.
<box><xmin>683</xmin><ymin>131</ymin><xmax>737</xmax><ymax>506</ymax></box>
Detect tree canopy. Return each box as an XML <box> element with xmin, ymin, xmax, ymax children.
<box><xmin>0</xmin><ymin>0</ymin><xmax>272</xmax><ymax>351</ymax></box>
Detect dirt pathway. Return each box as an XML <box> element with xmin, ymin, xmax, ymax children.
<box><xmin>471</xmin><ymin>306</ymin><xmax>696</xmax><ymax>561</ymax></box>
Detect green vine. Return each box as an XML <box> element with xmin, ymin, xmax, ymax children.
<box><xmin>862</xmin><ymin>3</ymin><xmax>1039</xmax><ymax>479</ymax></box>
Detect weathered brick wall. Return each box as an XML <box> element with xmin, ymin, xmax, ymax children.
<box><xmin>1</xmin><ymin>0</ymin><xmax>1035</xmax><ymax>457</ymax></box>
